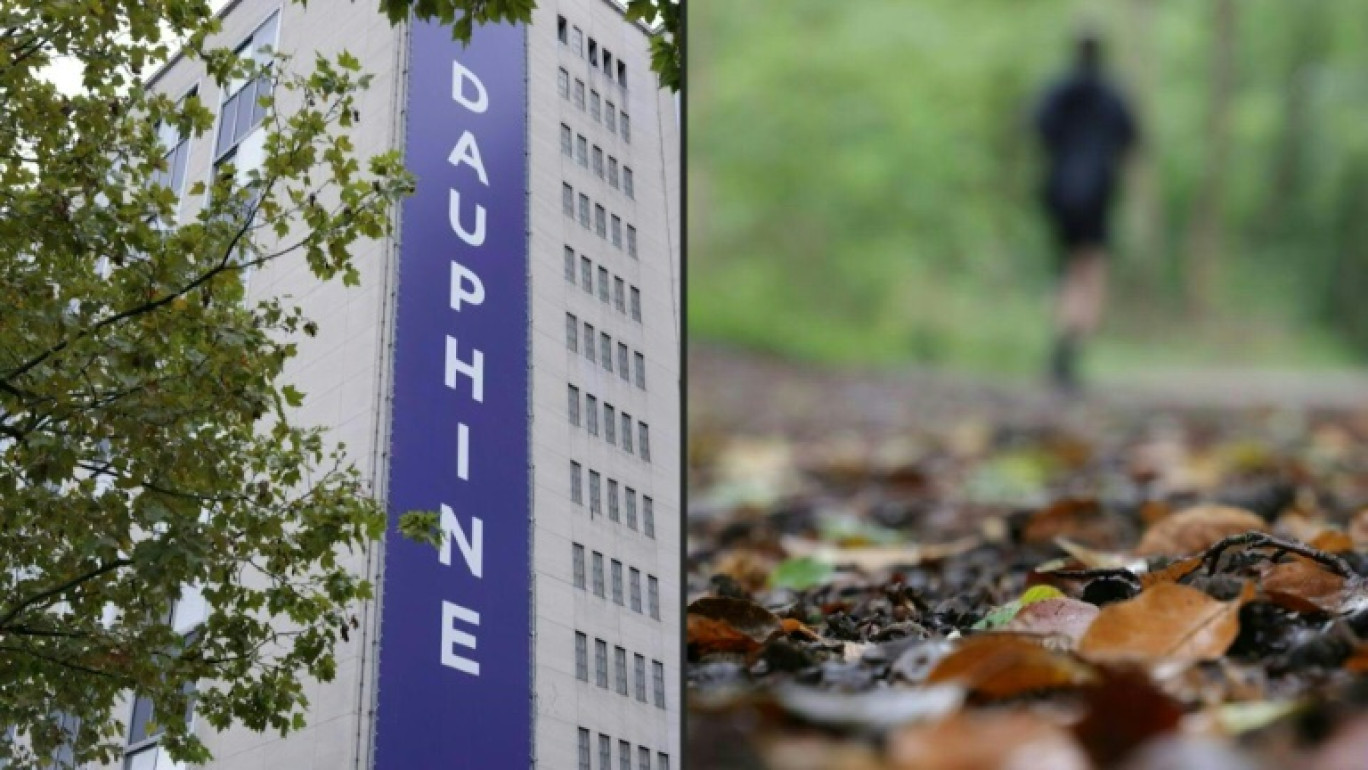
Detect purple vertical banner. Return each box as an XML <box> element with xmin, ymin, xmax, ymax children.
<box><xmin>375</xmin><ymin>16</ymin><xmax>529</xmax><ymax>770</ymax></box>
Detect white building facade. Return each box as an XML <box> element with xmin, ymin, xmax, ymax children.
<box><xmin>118</xmin><ymin>1</ymin><xmax>681</xmax><ymax>768</ymax></box>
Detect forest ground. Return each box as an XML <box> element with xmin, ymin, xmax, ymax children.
<box><xmin>686</xmin><ymin>344</ymin><xmax>1368</xmax><ymax>769</ymax></box>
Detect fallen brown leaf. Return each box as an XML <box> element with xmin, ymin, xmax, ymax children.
<box><xmin>1074</xmin><ymin>668</ymin><xmax>1184</xmax><ymax>765</ymax></box>
<box><xmin>1003</xmin><ymin>597</ymin><xmax>1101</xmax><ymax>646</ymax></box>
<box><xmin>925</xmin><ymin>632</ymin><xmax>1098</xmax><ymax>699</ymax></box>
<box><xmin>1023</xmin><ymin>498</ymin><xmax>1112</xmax><ymax>547</ymax></box>
<box><xmin>1349</xmin><ymin>508</ymin><xmax>1368</xmax><ymax>549</ymax></box>
<box><xmin>687</xmin><ymin>615</ymin><xmax>762</xmax><ymax>657</ymax></box>
<box><xmin>1139</xmin><ymin>555</ymin><xmax>1204</xmax><ymax>589</ymax></box>
<box><xmin>1078</xmin><ymin>582</ymin><xmax>1254</xmax><ymax>663</ymax></box>
<box><xmin>888</xmin><ymin>711</ymin><xmax>1090</xmax><ymax>770</ymax></box>
<box><xmin>1343</xmin><ymin>644</ymin><xmax>1368</xmax><ymax>674</ymax></box>
<box><xmin>1136</xmin><ymin>504</ymin><xmax>1268</xmax><ymax>557</ymax></box>
<box><xmin>1261</xmin><ymin>559</ymin><xmax>1347</xmax><ymax>614</ymax></box>
<box><xmin>1309</xmin><ymin>529</ymin><xmax>1354</xmax><ymax>553</ymax></box>
<box><xmin>688</xmin><ymin>595</ymin><xmax>783</xmax><ymax>641</ymax></box>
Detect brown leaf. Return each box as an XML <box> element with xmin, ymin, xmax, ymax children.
<box><xmin>1078</xmin><ymin>582</ymin><xmax>1254</xmax><ymax>663</ymax></box>
<box><xmin>1349</xmin><ymin>507</ymin><xmax>1368</xmax><ymax>549</ymax></box>
<box><xmin>1023</xmin><ymin>498</ymin><xmax>1111</xmax><ymax>547</ymax></box>
<box><xmin>1261</xmin><ymin>559</ymin><xmax>1347</xmax><ymax>614</ymax></box>
<box><xmin>1135</xmin><ymin>504</ymin><xmax>1267</xmax><ymax>557</ymax></box>
<box><xmin>1344</xmin><ymin>644</ymin><xmax>1368</xmax><ymax>674</ymax></box>
<box><xmin>688</xmin><ymin>595</ymin><xmax>782</xmax><ymax>641</ymax></box>
<box><xmin>925</xmin><ymin>633</ymin><xmax>1098</xmax><ymax>699</ymax></box>
<box><xmin>1309</xmin><ymin>529</ymin><xmax>1354</xmax><ymax>553</ymax></box>
<box><xmin>888</xmin><ymin>711</ymin><xmax>1090</xmax><ymax>770</ymax></box>
<box><xmin>1138</xmin><ymin>555</ymin><xmax>1204</xmax><ymax>589</ymax></box>
<box><xmin>1074</xmin><ymin>669</ymin><xmax>1184</xmax><ymax>766</ymax></box>
<box><xmin>687</xmin><ymin>615</ymin><xmax>762</xmax><ymax>657</ymax></box>
<box><xmin>1003</xmin><ymin>597</ymin><xmax>1101</xmax><ymax>646</ymax></box>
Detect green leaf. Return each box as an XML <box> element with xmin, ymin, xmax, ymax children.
<box><xmin>769</xmin><ymin>556</ymin><xmax>834</xmax><ymax>591</ymax></box>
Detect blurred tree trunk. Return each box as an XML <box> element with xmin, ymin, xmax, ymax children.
<box><xmin>1261</xmin><ymin>4</ymin><xmax>1323</xmax><ymax>232</ymax></box>
<box><xmin>1183</xmin><ymin>0</ymin><xmax>1237</xmax><ymax>317</ymax></box>
<box><xmin>1120</xmin><ymin>0</ymin><xmax>1165</xmax><ymax>309</ymax></box>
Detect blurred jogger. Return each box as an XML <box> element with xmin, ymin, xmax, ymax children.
<box><xmin>1035</xmin><ymin>29</ymin><xmax>1137</xmax><ymax>393</ymax></box>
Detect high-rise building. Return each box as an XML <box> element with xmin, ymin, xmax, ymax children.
<box><xmin>121</xmin><ymin>1</ymin><xmax>680</xmax><ymax>767</ymax></box>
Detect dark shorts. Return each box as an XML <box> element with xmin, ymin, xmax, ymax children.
<box><xmin>1043</xmin><ymin>180</ymin><xmax>1114</xmax><ymax>252</ymax></box>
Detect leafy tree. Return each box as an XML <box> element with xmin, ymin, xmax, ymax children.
<box><xmin>383</xmin><ymin>0</ymin><xmax>684</xmax><ymax>90</ymax></box>
<box><xmin>0</xmin><ymin>2</ymin><xmax>411</xmax><ymax>767</ymax></box>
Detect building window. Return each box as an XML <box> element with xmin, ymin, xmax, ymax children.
<box><xmin>624</xmin><ymin>167</ymin><xmax>635</xmax><ymax>199</ymax></box>
<box><xmin>595</xmin><ymin>204</ymin><xmax>607</xmax><ymax>238</ymax></box>
<box><xmin>557</xmin><ymin>15</ymin><xmax>567</xmax><ymax>44</ymax></box>
<box><xmin>586</xmin><ymin>394</ymin><xmax>598</xmax><ymax>436</ymax></box>
<box><xmin>560</xmin><ymin>124</ymin><xmax>572</xmax><ymax>157</ymax></box>
<box><xmin>648</xmin><ymin>576</ymin><xmax>660</xmax><ymax>619</ymax></box>
<box><xmin>578</xmin><ymin>194</ymin><xmax>590</xmax><ymax>228</ymax></box>
<box><xmin>639</xmin><ymin>423</ymin><xmax>651</xmax><ymax>462</ymax></box>
<box><xmin>625</xmin><ymin>488</ymin><xmax>638</xmax><ymax>530</ymax></box>
<box><xmin>571</xmin><ymin>26</ymin><xmax>583</xmax><ymax>57</ymax></box>
<box><xmin>589</xmin><ymin>470</ymin><xmax>602</xmax><ymax>515</ymax></box>
<box><xmin>608</xmin><ymin>479</ymin><xmax>619</xmax><ymax>521</ymax></box>
<box><xmin>606</xmin><ymin>102</ymin><xmax>617</xmax><ymax>134</ymax></box>
<box><xmin>611</xmin><ymin>559</ymin><xmax>623</xmax><ymax>605</ymax></box>
<box><xmin>614</xmin><ymin>277</ymin><xmax>626</xmax><ymax>312</ymax></box>
<box><xmin>608</xmin><ymin>157</ymin><xmax>619</xmax><ymax>189</ymax></box>
<box><xmin>630</xmin><ymin>287</ymin><xmax>642</xmax><ymax>322</ymax></box>
<box><xmin>593</xmin><ymin>146</ymin><xmax>604</xmax><ymax>178</ymax></box>
<box><xmin>598</xmin><ymin>266</ymin><xmax>610</xmax><ymax>303</ymax></box>
<box><xmin>583</xmin><ymin>322</ymin><xmax>595</xmax><ymax>361</ymax></box>
<box><xmin>621</xmin><ymin>112</ymin><xmax>631</xmax><ymax>143</ymax></box>
<box><xmin>589</xmin><ymin>38</ymin><xmax>599</xmax><ymax>65</ymax></box>
<box><xmin>575</xmin><ymin>632</ymin><xmax>588</xmax><ymax>681</ymax></box>
<box><xmin>634</xmin><ymin>353</ymin><xmax>646</xmax><ymax>389</ymax></box>
<box><xmin>653</xmin><ymin>661</ymin><xmax>665</xmax><ymax>708</ymax></box>
<box><xmin>604</xmin><ymin>404</ymin><xmax>617</xmax><ymax>445</ymax></box>
<box><xmin>573</xmin><ymin>544</ymin><xmax>586</xmax><ymax>589</ymax></box>
<box><xmin>568</xmin><ymin>385</ymin><xmax>581</xmax><ymax>427</ymax></box>
<box><xmin>580</xmin><ymin>255</ymin><xmax>593</xmax><ymax>292</ymax></box>
<box><xmin>215</xmin><ymin>12</ymin><xmax>278</xmax><ymax>161</ymax></box>
<box><xmin>620</xmin><ymin>741</ymin><xmax>632</xmax><ymax>770</ymax></box>
<box><xmin>639</xmin><ymin>747</ymin><xmax>651</xmax><ymax>770</ymax></box>
<box><xmin>615</xmin><ymin>648</ymin><xmax>628</xmax><ymax>696</ymax></box>
<box><xmin>618</xmin><ymin>61</ymin><xmax>628</xmax><ymax>89</ymax></box>
<box><xmin>600</xmin><ymin>734</ymin><xmax>611</xmax><ymax>770</ymax></box>
<box><xmin>591</xmin><ymin>90</ymin><xmax>601</xmax><ymax>122</ymax></box>
<box><xmin>659</xmin><ymin>754</ymin><xmax>670</xmax><ymax>770</ymax></box>
<box><xmin>611</xmin><ymin>215</ymin><xmax>623</xmax><ymax>248</ymax></box>
<box><xmin>567</xmin><ymin>313</ymin><xmax>579</xmax><ymax>352</ymax></box>
<box><xmin>617</xmin><ymin>343</ymin><xmax>630</xmax><ymax>382</ymax></box>
<box><xmin>603</xmin><ymin>50</ymin><xmax>614</xmax><ymax>80</ymax></box>
<box><xmin>600</xmin><ymin>332</ymin><xmax>613</xmax><ymax>372</ymax></box>
<box><xmin>570</xmin><ymin>461</ymin><xmax>582</xmax><ymax>504</ymax></box>
<box><xmin>564</xmin><ymin>245</ymin><xmax>576</xmax><ymax>282</ymax></box>
<box><xmin>558</xmin><ymin>68</ymin><xmax>570</xmax><ymax>100</ymax></box>
<box><xmin>563</xmin><ymin>183</ymin><xmax>574</xmax><ymax>216</ymax></box>
<box><xmin>621</xmin><ymin>413</ymin><xmax>634</xmax><ymax>454</ymax></box>
<box><xmin>630</xmin><ymin>568</ymin><xmax>642</xmax><ymax>612</ymax></box>
<box><xmin>627</xmin><ymin>226</ymin><xmax>638</xmax><ymax>258</ymax></box>
<box><xmin>634</xmin><ymin>655</ymin><xmax>647</xmax><ymax>702</ymax></box>
<box><xmin>124</xmin><ymin>677</ymin><xmax>195</xmax><ymax>770</ymax></box>
<box><xmin>578</xmin><ymin>729</ymin><xmax>591</xmax><ymax>770</ymax></box>
<box><xmin>592</xmin><ymin>552</ymin><xmax>605</xmax><ymax>597</ymax></box>
<box><xmin>643</xmin><ymin>497</ymin><xmax>655</xmax><ymax>538</ymax></box>
<box><xmin>574</xmin><ymin>79</ymin><xmax>586</xmax><ymax>110</ymax></box>
<box><xmin>576</xmin><ymin>135</ymin><xmax>588</xmax><ymax>168</ymax></box>
<box><xmin>153</xmin><ymin>89</ymin><xmax>196</xmax><ymax>209</ymax></box>
<box><xmin>595</xmin><ymin>639</ymin><xmax>608</xmax><ymax>688</ymax></box>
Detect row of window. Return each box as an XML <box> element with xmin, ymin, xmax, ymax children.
<box><xmin>561</xmin><ymin>124</ymin><xmax>635</xmax><ymax>199</ymax></box>
<box><xmin>571</xmin><ymin>543</ymin><xmax>661</xmax><ymax>619</ymax></box>
<box><xmin>558</xmin><ymin>68</ymin><xmax>632</xmax><ymax>144</ymax></box>
<box><xmin>566</xmin><ymin>246</ymin><xmax>642</xmax><ymax>323</ymax></box>
<box><xmin>569</xmin><ymin>386</ymin><xmax>651</xmax><ymax>463</ymax></box>
<box><xmin>577</xmin><ymin>729</ymin><xmax>668</xmax><ymax>770</ymax></box>
<box><xmin>565</xmin><ymin>314</ymin><xmax>650</xmax><ymax>401</ymax></box>
<box><xmin>569</xmin><ymin>463</ymin><xmax>656</xmax><ymax>530</ymax></box>
<box><xmin>563</xmin><ymin>183</ymin><xmax>638</xmax><ymax>257</ymax></box>
<box><xmin>573</xmin><ymin>633</ymin><xmax>667</xmax><ymax>708</ymax></box>
<box><xmin>557</xmin><ymin>14</ymin><xmax>630</xmax><ymax>89</ymax></box>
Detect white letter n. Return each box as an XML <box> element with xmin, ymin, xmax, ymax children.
<box><xmin>439</xmin><ymin>504</ymin><xmax>483</xmax><ymax>578</ymax></box>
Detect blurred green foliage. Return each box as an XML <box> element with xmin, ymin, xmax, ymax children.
<box><xmin>689</xmin><ymin>0</ymin><xmax>1368</xmax><ymax>374</ymax></box>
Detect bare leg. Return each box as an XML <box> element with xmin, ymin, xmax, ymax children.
<box><xmin>1050</xmin><ymin>247</ymin><xmax>1107</xmax><ymax>392</ymax></box>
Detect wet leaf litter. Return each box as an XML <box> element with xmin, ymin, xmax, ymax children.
<box><xmin>688</xmin><ymin>396</ymin><xmax>1368</xmax><ymax>769</ymax></box>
